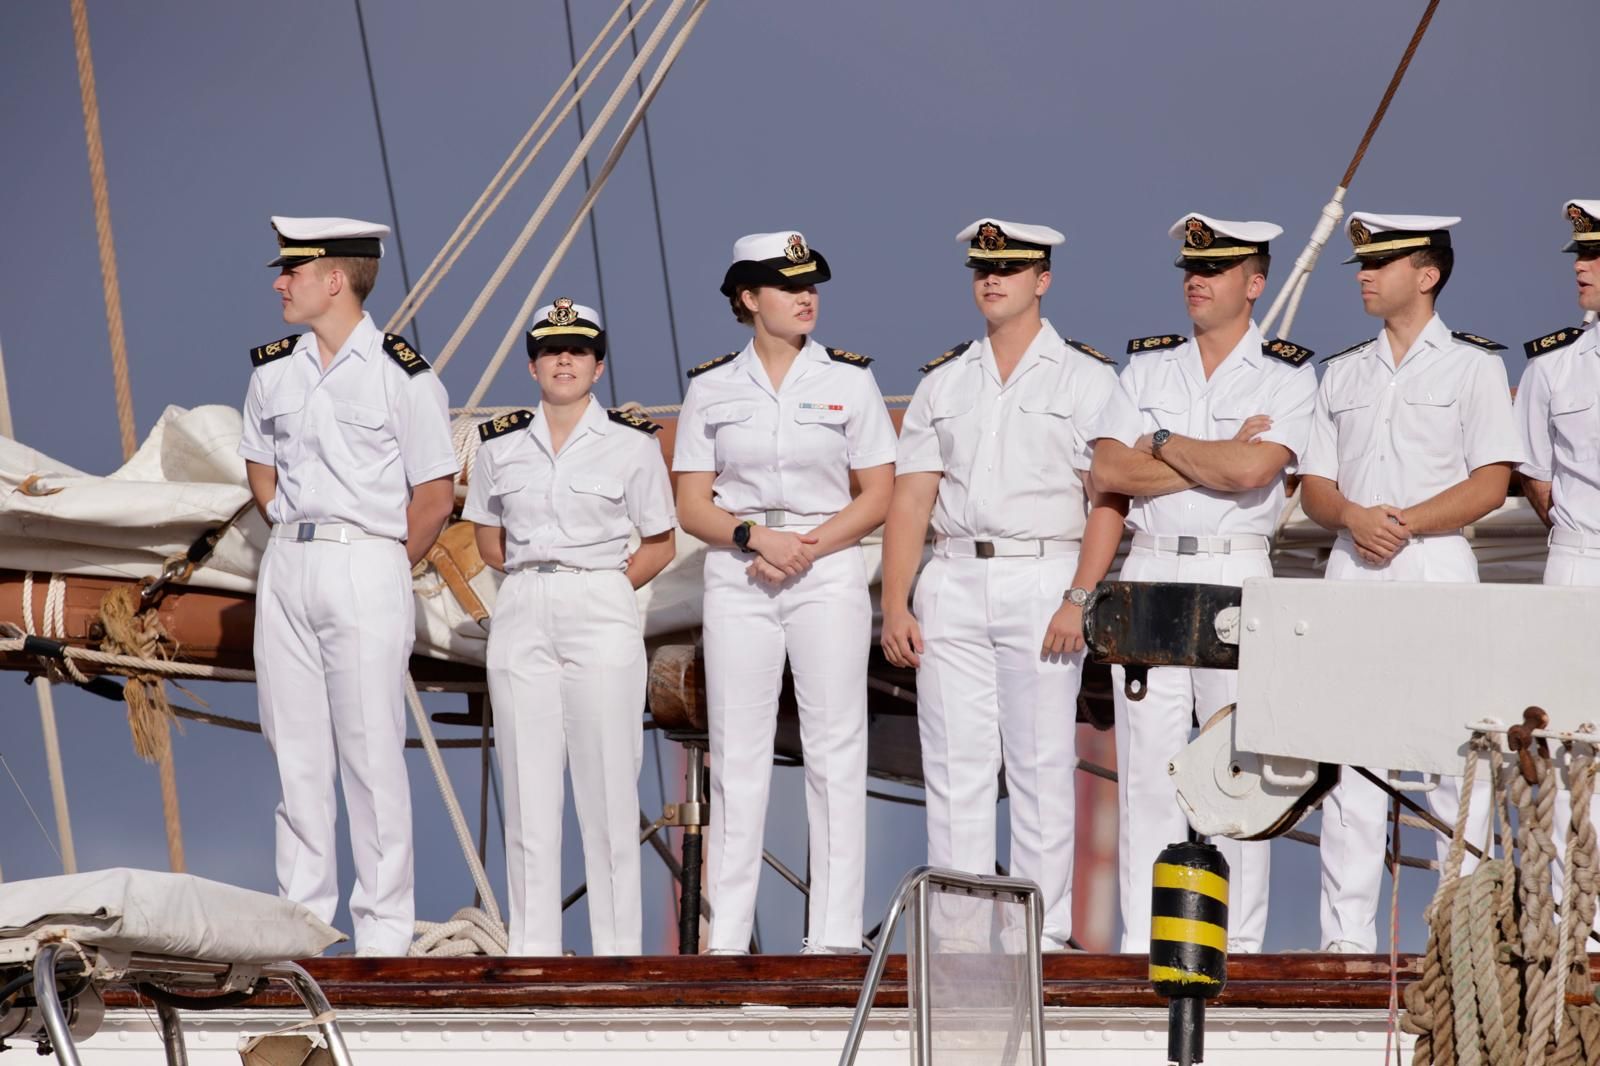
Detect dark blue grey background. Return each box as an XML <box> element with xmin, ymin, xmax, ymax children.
<box><xmin>1</xmin><ymin>1</ymin><xmax>1593</xmax><ymax>953</ymax></box>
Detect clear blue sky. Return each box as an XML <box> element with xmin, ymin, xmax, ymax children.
<box><xmin>0</xmin><ymin>1</ymin><xmax>1593</xmax><ymax>953</ymax></box>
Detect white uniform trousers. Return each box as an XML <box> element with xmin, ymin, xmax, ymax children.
<box><xmin>915</xmin><ymin>552</ymin><xmax>1083</xmax><ymax>948</ymax></box>
<box><xmin>1318</xmin><ymin>534</ymin><xmax>1493</xmax><ymax>951</ymax></box>
<box><xmin>487</xmin><ymin>568</ymin><xmax>644</xmax><ymax>956</ymax></box>
<box><xmin>1111</xmin><ymin>545</ymin><xmax>1272</xmax><ymax>954</ymax></box>
<box><xmin>1542</xmin><ymin>540</ymin><xmax>1600</xmax><ymax>933</ymax></box>
<box><xmin>702</xmin><ymin>545</ymin><xmax>870</xmax><ymax>952</ymax></box>
<box><xmin>254</xmin><ymin>537</ymin><xmax>416</xmax><ymax>956</ymax></box>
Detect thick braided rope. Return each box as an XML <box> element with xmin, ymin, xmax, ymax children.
<box><xmin>68</xmin><ymin>0</ymin><xmax>137</xmax><ymax>460</ymax></box>
<box><xmin>1471</xmin><ymin>859</ymin><xmax>1516</xmax><ymax>1066</ymax></box>
<box><xmin>1451</xmin><ymin>859</ymin><xmax>1488</xmax><ymax>1066</ymax></box>
<box><xmin>1521</xmin><ymin>746</ymin><xmax>1563</xmax><ymax>1066</ymax></box>
<box><xmin>1552</xmin><ymin>745</ymin><xmax>1600</xmax><ymax>1064</ymax></box>
<box><xmin>411</xmin><ymin>906</ymin><xmax>508</xmax><ymax>958</ymax></box>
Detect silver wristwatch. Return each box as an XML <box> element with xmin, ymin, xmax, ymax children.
<box><xmin>1063</xmin><ymin>586</ymin><xmax>1090</xmax><ymax>607</ymax></box>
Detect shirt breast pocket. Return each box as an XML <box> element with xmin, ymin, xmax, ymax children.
<box><xmin>1551</xmin><ymin>392</ymin><xmax>1598</xmax><ymax>463</ymax></box>
<box><xmin>262</xmin><ymin>390</ymin><xmax>306</xmax><ymax>440</ymax></box>
<box><xmin>565</xmin><ymin>475</ymin><xmax>626</xmax><ymax>539</ymax></box>
<box><xmin>1401</xmin><ymin>383</ymin><xmax>1461</xmax><ymax>458</ymax></box>
<box><xmin>1017</xmin><ymin>392</ymin><xmax>1077</xmax><ymax>464</ymax></box>
<box><xmin>929</xmin><ymin>390</ymin><xmax>976</xmax><ymax>461</ymax></box>
<box><xmin>1328</xmin><ymin>392</ymin><xmax>1376</xmax><ymax>464</ymax></box>
<box><xmin>332</xmin><ymin>400</ymin><xmax>392</xmax><ymax>465</ymax></box>
<box><xmin>1138</xmin><ymin>391</ymin><xmax>1187</xmax><ymax>433</ymax></box>
<box><xmin>702</xmin><ymin>402</ymin><xmax>756</xmax><ymax>461</ymax></box>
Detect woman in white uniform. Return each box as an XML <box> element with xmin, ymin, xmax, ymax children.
<box><xmin>674</xmin><ymin>232</ymin><xmax>898</xmax><ymax>954</ymax></box>
<box><xmin>463</xmin><ymin>298</ymin><xmax>676</xmax><ymax>956</ymax></box>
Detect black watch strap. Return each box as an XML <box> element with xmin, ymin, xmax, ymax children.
<box><xmin>733</xmin><ymin>519</ymin><xmax>755</xmax><ymax>553</ymax></box>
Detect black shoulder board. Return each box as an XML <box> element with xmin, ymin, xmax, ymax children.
<box><xmin>1450</xmin><ymin>331</ymin><xmax>1506</xmax><ymax>352</ymax></box>
<box><xmin>608</xmin><ymin>408</ymin><xmax>662</xmax><ymax>435</ymax></box>
<box><xmin>920</xmin><ymin>340</ymin><xmax>973</xmax><ymax>374</ymax></box>
<box><xmin>1262</xmin><ymin>338</ymin><xmax>1315</xmax><ymax>366</ymax></box>
<box><xmin>1524</xmin><ymin>326</ymin><xmax>1586</xmax><ymax>360</ymax></box>
<box><xmin>1321</xmin><ymin>338</ymin><xmax>1375</xmax><ymax>363</ymax></box>
<box><xmin>1126</xmin><ymin>334</ymin><xmax>1186</xmax><ymax>355</ymax></box>
<box><xmin>687</xmin><ymin>351</ymin><xmax>738</xmax><ymax>379</ymax></box>
<box><xmin>477</xmin><ymin>409</ymin><xmax>532</xmax><ymax>442</ymax></box>
<box><xmin>826</xmin><ymin>347</ymin><xmax>873</xmax><ymax>368</ymax></box>
<box><xmin>383</xmin><ymin>334</ymin><xmax>431</xmax><ymax>376</ymax></box>
<box><xmin>251</xmin><ymin>334</ymin><xmax>301</xmax><ymax>367</ymax></box>
<box><xmin>1063</xmin><ymin>338</ymin><xmax>1114</xmax><ymax>364</ymax></box>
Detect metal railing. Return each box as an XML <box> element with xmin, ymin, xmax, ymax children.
<box><xmin>838</xmin><ymin>865</ymin><xmax>1046</xmax><ymax>1066</ymax></box>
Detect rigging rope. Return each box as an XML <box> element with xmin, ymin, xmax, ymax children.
<box><xmin>441</xmin><ymin>0</ymin><xmax>692</xmax><ymax>383</ymax></box>
<box><xmin>68</xmin><ymin>0</ymin><xmax>137</xmax><ymax>461</ymax></box>
<box><xmin>354</xmin><ymin>0</ymin><xmax>421</xmax><ymax>348</ymax></box>
<box><xmin>1260</xmin><ymin>0</ymin><xmax>1443</xmax><ymax>339</ymax></box>
<box><xmin>386</xmin><ymin>0</ymin><xmax>645</xmax><ymax>343</ymax></box>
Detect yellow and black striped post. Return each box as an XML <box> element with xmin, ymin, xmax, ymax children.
<box><xmin>1149</xmin><ymin>839</ymin><xmax>1229</xmax><ymax>1065</ymax></box>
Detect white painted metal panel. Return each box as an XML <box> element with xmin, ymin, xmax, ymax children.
<box><xmin>1235</xmin><ymin>578</ymin><xmax>1600</xmax><ymax>777</ymax></box>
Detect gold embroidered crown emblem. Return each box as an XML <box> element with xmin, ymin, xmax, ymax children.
<box><xmin>1184</xmin><ymin>218</ymin><xmax>1214</xmax><ymax>249</ymax></box>
<box><xmin>976</xmin><ymin>223</ymin><xmax>1005</xmax><ymax>252</ymax></box>
<box><xmin>547</xmin><ymin>297</ymin><xmax>579</xmax><ymax>326</ymax></box>
<box><xmin>1570</xmin><ymin>204</ymin><xmax>1595</xmax><ymax>234</ymax></box>
<box><xmin>783</xmin><ymin>233</ymin><xmax>810</xmax><ymax>263</ymax></box>
<box><xmin>1348</xmin><ymin>219</ymin><xmax>1372</xmax><ymax>246</ymax></box>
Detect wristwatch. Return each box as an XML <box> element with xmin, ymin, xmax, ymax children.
<box><xmin>1063</xmin><ymin>586</ymin><xmax>1090</xmax><ymax>607</ymax></box>
<box><xmin>1151</xmin><ymin>428</ymin><xmax>1172</xmax><ymax>455</ymax></box>
<box><xmin>732</xmin><ymin>519</ymin><xmax>757</xmax><ymax>553</ymax></box>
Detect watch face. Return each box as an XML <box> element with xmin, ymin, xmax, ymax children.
<box><xmin>1067</xmin><ymin>587</ymin><xmax>1089</xmax><ymax>606</ymax></box>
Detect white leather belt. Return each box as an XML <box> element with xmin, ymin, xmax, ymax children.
<box><xmin>740</xmin><ymin>509</ymin><xmax>832</xmax><ymax>528</ymax></box>
<box><xmin>935</xmin><ymin>536</ymin><xmax>1080</xmax><ymax>559</ymax></box>
<box><xmin>1132</xmin><ymin>533</ymin><xmax>1270</xmax><ymax>556</ymax></box>
<box><xmin>512</xmin><ymin>562</ymin><xmax>590</xmax><ymax>574</ymax></box>
<box><xmin>1549</xmin><ymin>528</ymin><xmax>1600</xmax><ymax>550</ymax></box>
<box><xmin>271</xmin><ymin>522</ymin><xmax>394</xmax><ymax>544</ymax></box>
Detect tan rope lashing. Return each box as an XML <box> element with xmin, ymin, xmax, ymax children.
<box><xmin>389</xmin><ymin>0</ymin><xmax>650</xmax><ymax>342</ymax></box>
<box><xmin>1551</xmin><ymin>742</ymin><xmax>1600</xmax><ymax>1063</ymax></box>
<box><xmin>429</xmin><ymin>0</ymin><xmax>674</xmax><ymax>373</ymax></box>
<box><xmin>68</xmin><ymin>0</ymin><xmax>136</xmax><ymax>461</ymax></box>
<box><xmin>1520</xmin><ymin>746</ymin><xmax>1562</xmax><ymax>1065</ymax></box>
<box><xmin>1339</xmin><ymin>0</ymin><xmax>1443</xmax><ymax>187</ymax></box>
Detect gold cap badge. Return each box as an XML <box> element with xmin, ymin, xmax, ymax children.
<box><xmin>1184</xmin><ymin>217</ymin><xmax>1214</xmax><ymax>249</ymax></box>
<box><xmin>976</xmin><ymin>223</ymin><xmax>1006</xmax><ymax>252</ymax></box>
<box><xmin>784</xmin><ymin>233</ymin><xmax>810</xmax><ymax>264</ymax></box>
<box><xmin>1570</xmin><ymin>204</ymin><xmax>1595</xmax><ymax>234</ymax></box>
<box><xmin>1348</xmin><ymin>218</ymin><xmax>1372</xmax><ymax>246</ymax></box>
<box><xmin>547</xmin><ymin>297</ymin><xmax>578</xmax><ymax>326</ymax></box>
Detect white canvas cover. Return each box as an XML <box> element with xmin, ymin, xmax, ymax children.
<box><xmin>0</xmin><ymin>867</ymin><xmax>343</xmax><ymax>963</ymax></box>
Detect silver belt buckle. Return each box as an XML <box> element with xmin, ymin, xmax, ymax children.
<box><xmin>1176</xmin><ymin>535</ymin><xmax>1199</xmax><ymax>556</ymax></box>
<box><xmin>974</xmin><ymin>541</ymin><xmax>996</xmax><ymax>559</ymax></box>
<box><xmin>533</xmin><ymin>562</ymin><xmax>559</xmax><ymax>573</ymax></box>
<box><xmin>296</xmin><ymin>522</ymin><xmax>316</xmax><ymax>543</ymax></box>
<box><xmin>765</xmin><ymin>509</ymin><xmax>786</xmax><ymax>528</ymax></box>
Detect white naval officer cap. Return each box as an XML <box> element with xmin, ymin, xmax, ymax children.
<box><xmin>956</xmin><ymin>219</ymin><xmax>1064</xmax><ymax>269</ymax></box>
<box><xmin>526</xmin><ymin>297</ymin><xmax>607</xmax><ymax>359</ymax></box>
<box><xmin>268</xmin><ymin>216</ymin><xmax>389</xmax><ymax>267</ymax></box>
<box><xmin>1168</xmin><ymin>213</ymin><xmax>1282</xmax><ymax>272</ymax></box>
<box><xmin>1342</xmin><ymin>211</ymin><xmax>1459</xmax><ymax>264</ymax></box>
<box><xmin>720</xmin><ymin>231</ymin><xmax>831</xmax><ymax>296</ymax></box>
<box><xmin>1561</xmin><ymin>200</ymin><xmax>1600</xmax><ymax>254</ymax></box>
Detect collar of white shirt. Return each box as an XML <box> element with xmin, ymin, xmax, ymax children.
<box><xmin>295</xmin><ymin>311</ymin><xmax>380</xmax><ymax>368</ymax></box>
<box><xmin>531</xmin><ymin>394</ymin><xmax>611</xmax><ymax>456</ymax></box>
<box><xmin>1374</xmin><ymin>312</ymin><xmax>1451</xmax><ymax>368</ymax></box>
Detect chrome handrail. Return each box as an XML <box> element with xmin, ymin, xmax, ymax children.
<box><xmin>838</xmin><ymin>865</ymin><xmax>1046</xmax><ymax>1066</ymax></box>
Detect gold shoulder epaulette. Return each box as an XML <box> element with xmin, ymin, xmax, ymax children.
<box><xmin>1126</xmin><ymin>334</ymin><xmax>1186</xmax><ymax>355</ymax></box>
<box><xmin>608</xmin><ymin>408</ymin><xmax>662</xmax><ymax>435</ymax></box>
<box><xmin>1524</xmin><ymin>326</ymin><xmax>1586</xmax><ymax>360</ymax></box>
<box><xmin>251</xmin><ymin>334</ymin><xmax>301</xmax><ymax>367</ymax></box>
<box><xmin>826</xmin><ymin>347</ymin><xmax>873</xmax><ymax>368</ymax></box>
<box><xmin>1063</xmin><ymin>338</ymin><xmax>1114</xmax><ymax>364</ymax></box>
<box><xmin>1450</xmin><ymin>330</ymin><xmax>1506</xmax><ymax>352</ymax></box>
<box><xmin>1322</xmin><ymin>338</ymin><xmax>1375</xmax><ymax>363</ymax></box>
<box><xmin>1262</xmin><ymin>338</ymin><xmax>1315</xmax><ymax>366</ymax></box>
<box><xmin>920</xmin><ymin>340</ymin><xmax>973</xmax><ymax>374</ymax></box>
<box><xmin>383</xmin><ymin>333</ymin><xmax>431</xmax><ymax>376</ymax></box>
<box><xmin>478</xmin><ymin>409</ymin><xmax>532</xmax><ymax>442</ymax></box>
<box><xmin>687</xmin><ymin>351</ymin><xmax>738</xmax><ymax>379</ymax></box>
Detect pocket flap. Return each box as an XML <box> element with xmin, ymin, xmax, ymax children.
<box><xmin>1138</xmin><ymin>391</ymin><xmax>1187</xmax><ymax>414</ymax></box>
<box><xmin>702</xmin><ymin>402</ymin><xmax>753</xmax><ymax>426</ymax></box>
<box><xmin>1018</xmin><ymin>392</ymin><xmax>1076</xmax><ymax>417</ymax></box>
<box><xmin>1403</xmin><ymin>383</ymin><xmax>1459</xmax><ymax>407</ymax></box>
<box><xmin>334</xmin><ymin>400</ymin><xmax>387</xmax><ymax>429</ymax></box>
<box><xmin>794</xmin><ymin>405</ymin><xmax>847</xmax><ymax>425</ymax></box>
<box><xmin>262</xmin><ymin>390</ymin><xmax>306</xmax><ymax>419</ymax></box>
<box><xmin>1328</xmin><ymin>390</ymin><xmax>1373</xmax><ymax>415</ymax></box>
<box><xmin>1552</xmin><ymin>393</ymin><xmax>1596</xmax><ymax>417</ymax></box>
<box><xmin>571</xmin><ymin>476</ymin><xmax>624</xmax><ymax>500</ymax></box>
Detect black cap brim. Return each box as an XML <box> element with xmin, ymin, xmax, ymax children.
<box><xmin>719</xmin><ymin>251</ymin><xmax>831</xmax><ymax>297</ymax></box>
<box><xmin>526</xmin><ymin>331</ymin><xmax>607</xmax><ymax>360</ymax></box>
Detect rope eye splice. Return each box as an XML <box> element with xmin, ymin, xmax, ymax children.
<box><xmin>1149</xmin><ymin>839</ymin><xmax>1230</xmax><ymax>1065</ymax></box>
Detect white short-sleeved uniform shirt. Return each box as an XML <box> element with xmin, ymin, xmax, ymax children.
<box><xmin>238</xmin><ymin>312</ymin><xmax>457</xmax><ymax>540</ymax></box>
<box><xmin>672</xmin><ymin>338</ymin><xmax>898</xmax><ymax>516</ymax></box>
<box><xmin>1515</xmin><ymin>321</ymin><xmax>1600</xmax><ymax>534</ymax></box>
<box><xmin>896</xmin><ymin>320</ymin><xmax>1143</xmax><ymax>541</ymax></box>
<box><xmin>1300</xmin><ymin>314</ymin><xmax>1524</xmax><ymax>508</ymax></box>
<box><xmin>462</xmin><ymin>400</ymin><xmax>675</xmax><ymax>572</ymax></box>
<box><xmin>1121</xmin><ymin>322</ymin><xmax>1317</xmax><ymax>537</ymax></box>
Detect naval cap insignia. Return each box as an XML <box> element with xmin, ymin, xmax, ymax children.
<box><xmin>783</xmin><ymin>233</ymin><xmax>810</xmax><ymax>264</ymax></box>
<box><xmin>976</xmin><ymin>222</ymin><xmax>1005</xmax><ymax>252</ymax></box>
<box><xmin>547</xmin><ymin>297</ymin><xmax>579</xmax><ymax>326</ymax></box>
<box><xmin>1348</xmin><ymin>218</ymin><xmax>1372</xmax><ymax>246</ymax></box>
<box><xmin>1570</xmin><ymin>204</ymin><xmax>1595</xmax><ymax>234</ymax></box>
<box><xmin>1184</xmin><ymin>217</ymin><xmax>1214</xmax><ymax>249</ymax></box>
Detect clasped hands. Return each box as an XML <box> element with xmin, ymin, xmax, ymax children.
<box><xmin>745</xmin><ymin>525</ymin><xmax>820</xmax><ymax>587</ymax></box>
